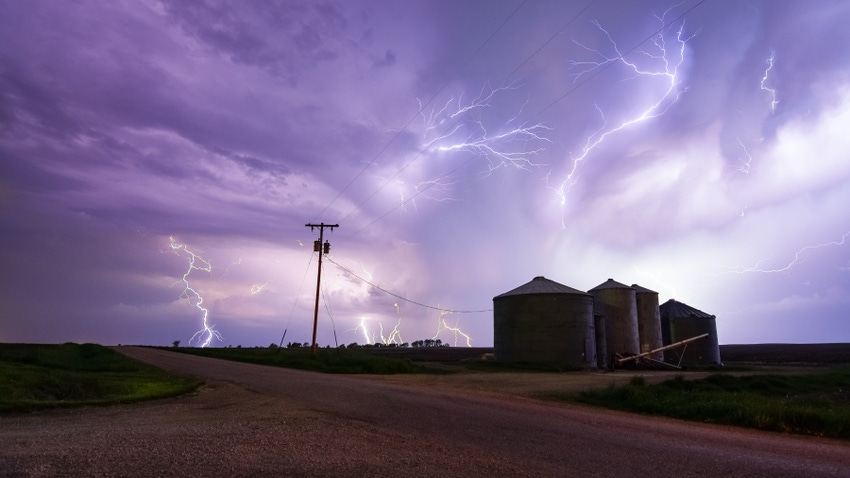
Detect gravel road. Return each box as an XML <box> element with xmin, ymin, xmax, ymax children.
<box><xmin>1</xmin><ymin>347</ymin><xmax>849</xmax><ymax>477</ymax></box>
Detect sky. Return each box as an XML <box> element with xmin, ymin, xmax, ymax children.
<box><xmin>2</xmin><ymin>0</ymin><xmax>850</xmax><ymax>348</ymax></box>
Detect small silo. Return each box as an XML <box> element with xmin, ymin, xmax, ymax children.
<box><xmin>493</xmin><ymin>276</ymin><xmax>596</xmax><ymax>368</ymax></box>
<box><xmin>659</xmin><ymin>299</ymin><xmax>721</xmax><ymax>365</ymax></box>
<box><xmin>589</xmin><ymin>279</ymin><xmax>639</xmax><ymax>358</ymax></box>
<box><xmin>632</xmin><ymin>284</ymin><xmax>663</xmax><ymax>360</ymax></box>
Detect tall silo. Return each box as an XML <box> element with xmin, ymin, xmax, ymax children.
<box><xmin>632</xmin><ymin>284</ymin><xmax>663</xmax><ymax>360</ymax></box>
<box><xmin>589</xmin><ymin>279</ymin><xmax>639</xmax><ymax>359</ymax></box>
<box><xmin>493</xmin><ymin>276</ymin><xmax>596</xmax><ymax>368</ymax></box>
<box><xmin>659</xmin><ymin>299</ymin><xmax>721</xmax><ymax>365</ymax></box>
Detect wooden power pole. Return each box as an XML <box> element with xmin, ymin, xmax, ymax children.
<box><xmin>305</xmin><ymin>222</ymin><xmax>338</xmax><ymax>354</ymax></box>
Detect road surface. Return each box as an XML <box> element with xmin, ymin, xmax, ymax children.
<box><xmin>2</xmin><ymin>347</ymin><xmax>848</xmax><ymax>477</ymax></box>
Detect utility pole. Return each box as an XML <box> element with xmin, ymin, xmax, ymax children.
<box><xmin>305</xmin><ymin>222</ymin><xmax>338</xmax><ymax>355</ymax></box>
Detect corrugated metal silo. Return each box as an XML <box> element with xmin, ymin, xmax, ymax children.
<box><xmin>493</xmin><ymin>276</ymin><xmax>596</xmax><ymax>368</ymax></box>
<box><xmin>659</xmin><ymin>299</ymin><xmax>721</xmax><ymax>365</ymax></box>
<box><xmin>632</xmin><ymin>284</ymin><xmax>663</xmax><ymax>360</ymax></box>
<box><xmin>589</xmin><ymin>279</ymin><xmax>639</xmax><ymax>358</ymax></box>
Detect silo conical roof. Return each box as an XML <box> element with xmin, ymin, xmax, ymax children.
<box><xmin>631</xmin><ymin>283</ymin><xmax>658</xmax><ymax>294</ymax></box>
<box><xmin>589</xmin><ymin>278</ymin><xmax>632</xmax><ymax>291</ymax></box>
<box><xmin>660</xmin><ymin>299</ymin><xmax>715</xmax><ymax>319</ymax></box>
<box><xmin>494</xmin><ymin>276</ymin><xmax>589</xmax><ymax>298</ymax></box>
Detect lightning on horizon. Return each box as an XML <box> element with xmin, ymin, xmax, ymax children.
<box><xmin>168</xmin><ymin>236</ymin><xmax>222</xmax><ymax>348</ymax></box>
<box><xmin>431</xmin><ymin>309</ymin><xmax>473</xmax><ymax>347</ymax></box>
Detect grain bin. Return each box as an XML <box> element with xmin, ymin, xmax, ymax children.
<box><xmin>589</xmin><ymin>279</ymin><xmax>639</xmax><ymax>359</ymax></box>
<box><xmin>632</xmin><ymin>284</ymin><xmax>663</xmax><ymax>360</ymax></box>
<box><xmin>493</xmin><ymin>276</ymin><xmax>596</xmax><ymax>367</ymax></box>
<box><xmin>659</xmin><ymin>299</ymin><xmax>721</xmax><ymax>365</ymax></box>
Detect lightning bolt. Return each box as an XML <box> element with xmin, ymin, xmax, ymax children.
<box><xmin>419</xmin><ymin>83</ymin><xmax>552</xmax><ymax>177</ymax></box>
<box><xmin>250</xmin><ymin>280</ymin><xmax>270</xmax><ymax>295</ymax></box>
<box><xmin>379</xmin><ymin>313</ymin><xmax>405</xmax><ymax>345</ymax></box>
<box><xmin>168</xmin><ymin>236</ymin><xmax>222</xmax><ymax>348</ymax></box>
<box><xmin>553</xmin><ymin>11</ymin><xmax>695</xmax><ymax>223</ymax></box>
<box><xmin>761</xmin><ymin>49</ymin><xmax>778</xmax><ymax>112</ymax></box>
<box><xmin>349</xmin><ymin>305</ymin><xmax>406</xmax><ymax>346</ymax></box>
<box><xmin>431</xmin><ymin>310</ymin><xmax>473</xmax><ymax>347</ymax></box>
<box><xmin>735</xmin><ymin>138</ymin><xmax>754</xmax><ymax>174</ymax></box>
<box><xmin>352</xmin><ymin>317</ymin><xmax>376</xmax><ymax>345</ymax></box>
<box><xmin>713</xmin><ymin>231</ymin><xmax>850</xmax><ymax>275</ymax></box>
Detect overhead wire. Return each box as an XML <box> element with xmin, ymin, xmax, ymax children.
<box><xmin>325</xmin><ymin>255</ymin><xmax>492</xmax><ymax>313</ymax></box>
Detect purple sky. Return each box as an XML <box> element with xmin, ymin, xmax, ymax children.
<box><xmin>2</xmin><ymin>0</ymin><xmax>849</xmax><ymax>348</ymax></box>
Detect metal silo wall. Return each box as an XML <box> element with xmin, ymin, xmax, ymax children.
<box><xmin>493</xmin><ymin>294</ymin><xmax>596</xmax><ymax>367</ymax></box>
<box><xmin>662</xmin><ymin>317</ymin><xmax>721</xmax><ymax>365</ymax></box>
<box><xmin>590</xmin><ymin>287</ymin><xmax>639</xmax><ymax>356</ymax></box>
<box><xmin>634</xmin><ymin>291</ymin><xmax>663</xmax><ymax>360</ymax></box>
<box><xmin>593</xmin><ymin>312</ymin><xmax>607</xmax><ymax>369</ymax></box>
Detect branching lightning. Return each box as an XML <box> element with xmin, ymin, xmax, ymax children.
<box><xmin>552</xmin><ymin>12</ymin><xmax>695</xmax><ymax>223</ymax></box>
<box><xmin>168</xmin><ymin>236</ymin><xmax>222</xmax><ymax>347</ymax></box>
<box><xmin>713</xmin><ymin>231</ymin><xmax>850</xmax><ymax>275</ymax></box>
<box><xmin>420</xmin><ymin>83</ymin><xmax>552</xmax><ymax>176</ymax></box>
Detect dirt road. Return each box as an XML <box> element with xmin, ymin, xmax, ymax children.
<box><xmin>2</xmin><ymin>347</ymin><xmax>849</xmax><ymax>477</ymax></box>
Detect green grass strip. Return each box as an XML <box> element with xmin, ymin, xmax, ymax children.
<box><xmin>557</xmin><ymin>369</ymin><xmax>850</xmax><ymax>440</ymax></box>
<box><xmin>168</xmin><ymin>346</ymin><xmax>440</xmax><ymax>374</ymax></box>
<box><xmin>0</xmin><ymin>343</ymin><xmax>200</xmax><ymax>413</ymax></box>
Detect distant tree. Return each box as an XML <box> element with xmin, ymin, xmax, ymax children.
<box><xmin>434</xmin><ymin>339</ymin><xmax>442</xmax><ymax>347</ymax></box>
<box><xmin>172</xmin><ymin>340</ymin><xmax>180</xmax><ymax>348</ymax></box>
<box><xmin>400</xmin><ymin>343</ymin><xmax>409</xmax><ymax>348</ymax></box>
<box><xmin>268</xmin><ymin>343</ymin><xmax>278</xmax><ymax>349</ymax></box>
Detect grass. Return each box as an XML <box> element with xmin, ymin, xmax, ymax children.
<box><xmin>556</xmin><ymin>368</ymin><xmax>850</xmax><ymax>440</ymax></box>
<box><xmin>0</xmin><ymin>343</ymin><xmax>200</xmax><ymax>413</ymax></box>
<box><xmin>167</xmin><ymin>346</ymin><xmax>440</xmax><ymax>374</ymax></box>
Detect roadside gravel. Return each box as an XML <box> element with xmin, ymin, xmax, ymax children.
<box><xmin>1</xmin><ymin>379</ymin><xmax>546</xmax><ymax>477</ymax></box>
<box><xmin>3</xmin><ymin>347</ymin><xmax>850</xmax><ymax>477</ymax></box>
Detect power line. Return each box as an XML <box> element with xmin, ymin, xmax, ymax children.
<box><xmin>325</xmin><ymin>255</ymin><xmax>492</xmax><ymax>314</ymax></box>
